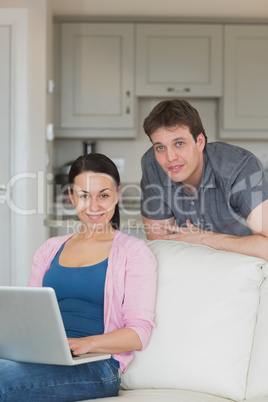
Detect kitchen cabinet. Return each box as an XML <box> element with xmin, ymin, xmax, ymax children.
<box><xmin>135</xmin><ymin>23</ymin><xmax>222</xmax><ymax>97</ymax></box>
<box><xmin>55</xmin><ymin>23</ymin><xmax>135</xmax><ymax>138</ymax></box>
<box><xmin>221</xmin><ymin>25</ymin><xmax>268</xmax><ymax>138</ymax></box>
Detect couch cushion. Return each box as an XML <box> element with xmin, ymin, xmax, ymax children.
<box><xmin>82</xmin><ymin>389</ymin><xmax>236</xmax><ymax>402</ymax></box>
<box><xmin>81</xmin><ymin>389</ymin><xmax>268</xmax><ymax>402</ymax></box>
<box><xmin>121</xmin><ymin>241</ymin><xmax>265</xmax><ymax>402</ymax></box>
<box><xmin>246</xmin><ymin>262</ymin><xmax>268</xmax><ymax>399</ymax></box>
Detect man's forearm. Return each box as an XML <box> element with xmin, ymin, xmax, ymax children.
<box><xmin>201</xmin><ymin>232</ymin><xmax>268</xmax><ymax>261</ymax></box>
<box><xmin>159</xmin><ymin>219</ymin><xmax>268</xmax><ymax>261</ymax></box>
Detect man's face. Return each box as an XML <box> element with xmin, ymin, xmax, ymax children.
<box><xmin>151</xmin><ymin>126</ymin><xmax>205</xmax><ymax>191</ymax></box>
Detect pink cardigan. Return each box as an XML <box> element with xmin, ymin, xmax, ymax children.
<box><xmin>28</xmin><ymin>230</ymin><xmax>157</xmax><ymax>373</ymax></box>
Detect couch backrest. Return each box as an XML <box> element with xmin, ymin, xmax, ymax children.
<box><xmin>121</xmin><ymin>240</ymin><xmax>266</xmax><ymax>402</ymax></box>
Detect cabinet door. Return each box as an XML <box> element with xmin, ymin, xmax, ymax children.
<box><xmin>224</xmin><ymin>25</ymin><xmax>268</xmax><ymax>131</ymax></box>
<box><xmin>60</xmin><ymin>23</ymin><xmax>134</xmax><ymax>130</ymax></box>
<box><xmin>136</xmin><ymin>24</ymin><xmax>222</xmax><ymax>97</ymax></box>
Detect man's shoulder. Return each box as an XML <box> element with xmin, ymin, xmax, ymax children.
<box><xmin>206</xmin><ymin>142</ymin><xmax>258</xmax><ymax>178</ymax></box>
<box><xmin>206</xmin><ymin>141</ymin><xmax>255</xmax><ymax>159</ymax></box>
<box><xmin>141</xmin><ymin>146</ymin><xmax>169</xmax><ymax>186</ymax></box>
<box><xmin>141</xmin><ymin>146</ymin><xmax>156</xmax><ymax>168</ymax></box>
<box><xmin>141</xmin><ymin>146</ymin><xmax>165</xmax><ymax>177</ymax></box>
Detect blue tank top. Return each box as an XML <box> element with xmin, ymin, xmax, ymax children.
<box><xmin>42</xmin><ymin>242</ymin><xmax>108</xmax><ymax>338</ymax></box>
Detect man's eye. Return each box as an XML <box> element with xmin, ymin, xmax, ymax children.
<box><xmin>155</xmin><ymin>146</ymin><xmax>164</xmax><ymax>151</ymax></box>
<box><xmin>176</xmin><ymin>142</ymin><xmax>183</xmax><ymax>146</ymax></box>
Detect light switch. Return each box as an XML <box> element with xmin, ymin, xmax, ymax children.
<box><xmin>47</xmin><ymin>80</ymin><xmax>55</xmax><ymax>93</ymax></box>
<box><xmin>46</xmin><ymin>124</ymin><xmax>54</xmax><ymax>141</ymax></box>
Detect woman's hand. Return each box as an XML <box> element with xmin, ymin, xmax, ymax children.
<box><xmin>68</xmin><ymin>337</ymin><xmax>93</xmax><ymax>356</ymax></box>
<box><xmin>68</xmin><ymin>328</ymin><xmax>142</xmax><ymax>356</ymax></box>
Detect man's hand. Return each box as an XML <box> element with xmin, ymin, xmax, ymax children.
<box><xmin>158</xmin><ymin>219</ymin><xmax>211</xmax><ymax>245</ymax></box>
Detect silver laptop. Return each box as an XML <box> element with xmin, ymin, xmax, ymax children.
<box><xmin>0</xmin><ymin>286</ymin><xmax>111</xmax><ymax>365</ymax></box>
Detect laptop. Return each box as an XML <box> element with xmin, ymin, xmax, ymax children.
<box><xmin>0</xmin><ymin>286</ymin><xmax>111</xmax><ymax>365</ymax></box>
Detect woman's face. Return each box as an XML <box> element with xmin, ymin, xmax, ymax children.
<box><xmin>68</xmin><ymin>171</ymin><xmax>120</xmax><ymax>232</ymax></box>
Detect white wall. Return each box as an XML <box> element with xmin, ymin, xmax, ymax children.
<box><xmin>0</xmin><ymin>0</ymin><xmax>50</xmax><ymax>281</ymax></box>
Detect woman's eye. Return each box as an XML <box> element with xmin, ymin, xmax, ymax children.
<box><xmin>100</xmin><ymin>194</ymin><xmax>109</xmax><ymax>199</ymax></box>
<box><xmin>80</xmin><ymin>194</ymin><xmax>89</xmax><ymax>199</ymax></box>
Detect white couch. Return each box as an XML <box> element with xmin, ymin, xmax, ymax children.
<box><xmin>87</xmin><ymin>240</ymin><xmax>268</xmax><ymax>402</ymax></box>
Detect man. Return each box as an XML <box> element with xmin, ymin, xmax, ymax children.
<box><xmin>140</xmin><ymin>99</ymin><xmax>268</xmax><ymax>260</ymax></box>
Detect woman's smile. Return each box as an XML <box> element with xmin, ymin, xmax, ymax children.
<box><xmin>68</xmin><ymin>171</ymin><xmax>120</xmax><ymax>233</ymax></box>
<box><xmin>86</xmin><ymin>213</ymin><xmax>105</xmax><ymax>222</ymax></box>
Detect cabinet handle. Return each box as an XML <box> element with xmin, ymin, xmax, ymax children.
<box><xmin>167</xmin><ymin>87</ymin><xmax>191</xmax><ymax>93</ymax></box>
<box><xmin>126</xmin><ymin>91</ymin><xmax>131</xmax><ymax>114</ymax></box>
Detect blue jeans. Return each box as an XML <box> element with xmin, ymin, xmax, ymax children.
<box><xmin>0</xmin><ymin>358</ymin><xmax>120</xmax><ymax>401</ymax></box>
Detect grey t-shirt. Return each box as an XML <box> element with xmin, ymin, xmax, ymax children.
<box><xmin>140</xmin><ymin>142</ymin><xmax>268</xmax><ymax>236</ymax></box>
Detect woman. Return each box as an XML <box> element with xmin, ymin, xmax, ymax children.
<box><xmin>0</xmin><ymin>153</ymin><xmax>157</xmax><ymax>401</ymax></box>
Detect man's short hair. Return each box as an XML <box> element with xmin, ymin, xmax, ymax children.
<box><xmin>143</xmin><ymin>99</ymin><xmax>207</xmax><ymax>144</ymax></box>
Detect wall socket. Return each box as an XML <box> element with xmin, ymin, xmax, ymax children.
<box><xmin>112</xmin><ymin>158</ymin><xmax>125</xmax><ymax>175</ymax></box>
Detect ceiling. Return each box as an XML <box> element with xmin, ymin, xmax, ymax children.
<box><xmin>52</xmin><ymin>0</ymin><xmax>268</xmax><ymax>19</ymax></box>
